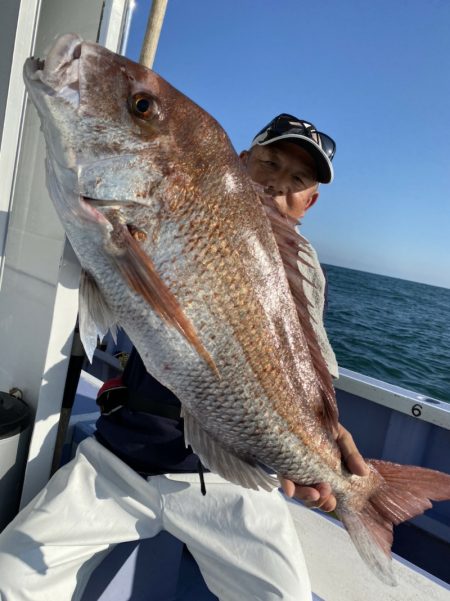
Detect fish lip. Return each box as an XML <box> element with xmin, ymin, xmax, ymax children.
<box><xmin>79</xmin><ymin>196</ymin><xmax>113</xmax><ymax>225</ymax></box>
<box><xmin>80</xmin><ymin>196</ymin><xmax>141</xmax><ymax>224</ymax></box>
<box><xmin>81</xmin><ymin>196</ymin><xmax>135</xmax><ymax>210</ymax></box>
<box><xmin>81</xmin><ymin>195</ymin><xmax>147</xmax><ymax>211</ymax></box>
<box><xmin>25</xmin><ymin>57</ymin><xmax>46</xmax><ymax>75</ymax></box>
<box><xmin>23</xmin><ymin>58</ymin><xmax>54</xmax><ymax>94</ymax></box>
<box><xmin>24</xmin><ymin>34</ymin><xmax>82</xmax><ymax>105</ymax></box>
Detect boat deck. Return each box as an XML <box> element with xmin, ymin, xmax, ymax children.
<box><xmin>67</xmin><ymin>368</ymin><xmax>450</xmax><ymax>600</ymax></box>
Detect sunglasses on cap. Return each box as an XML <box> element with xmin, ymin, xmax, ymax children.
<box><xmin>254</xmin><ymin>113</ymin><xmax>336</xmax><ymax>161</ymax></box>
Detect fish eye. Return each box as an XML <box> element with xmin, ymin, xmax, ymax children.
<box><xmin>129</xmin><ymin>93</ymin><xmax>159</xmax><ymax>120</ymax></box>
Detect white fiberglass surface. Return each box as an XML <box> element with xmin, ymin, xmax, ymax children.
<box><xmin>0</xmin><ymin>0</ymin><xmax>129</xmax><ymax>506</ymax></box>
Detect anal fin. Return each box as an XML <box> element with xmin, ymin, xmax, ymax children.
<box><xmin>182</xmin><ymin>408</ymin><xmax>279</xmax><ymax>492</ymax></box>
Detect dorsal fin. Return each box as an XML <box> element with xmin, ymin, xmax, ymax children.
<box><xmin>260</xmin><ymin>194</ymin><xmax>339</xmax><ymax>435</ymax></box>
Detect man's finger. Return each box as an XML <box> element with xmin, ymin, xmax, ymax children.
<box><xmin>337</xmin><ymin>425</ymin><xmax>370</xmax><ymax>477</ymax></box>
<box><xmin>295</xmin><ymin>486</ymin><xmax>321</xmax><ymax>502</ymax></box>
<box><xmin>311</xmin><ymin>482</ymin><xmax>335</xmax><ymax>510</ymax></box>
<box><xmin>302</xmin><ymin>483</ymin><xmax>336</xmax><ymax>512</ymax></box>
<box><xmin>279</xmin><ymin>477</ymin><xmax>322</xmax><ymax>502</ymax></box>
<box><xmin>294</xmin><ymin>482</ymin><xmax>331</xmax><ymax>507</ymax></box>
<box><xmin>345</xmin><ymin>451</ymin><xmax>370</xmax><ymax>477</ymax></box>
<box><xmin>310</xmin><ymin>496</ymin><xmax>336</xmax><ymax>513</ymax></box>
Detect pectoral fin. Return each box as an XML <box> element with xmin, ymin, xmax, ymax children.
<box><xmin>182</xmin><ymin>408</ymin><xmax>279</xmax><ymax>492</ymax></box>
<box><xmin>113</xmin><ymin>225</ymin><xmax>218</xmax><ymax>376</ymax></box>
<box><xmin>79</xmin><ymin>270</ymin><xmax>118</xmax><ymax>362</ymax></box>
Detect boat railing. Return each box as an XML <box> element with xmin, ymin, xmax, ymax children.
<box><xmin>336</xmin><ymin>367</ymin><xmax>450</xmax><ymax>430</ymax></box>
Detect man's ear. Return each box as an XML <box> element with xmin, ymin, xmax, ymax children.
<box><xmin>239</xmin><ymin>150</ymin><xmax>249</xmax><ymax>165</ymax></box>
<box><xmin>305</xmin><ymin>191</ymin><xmax>319</xmax><ymax>211</ymax></box>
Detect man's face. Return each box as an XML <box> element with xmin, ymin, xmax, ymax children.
<box><xmin>242</xmin><ymin>140</ymin><xmax>319</xmax><ymax>220</ymax></box>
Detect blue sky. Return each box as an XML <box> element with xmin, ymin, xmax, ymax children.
<box><xmin>127</xmin><ymin>0</ymin><xmax>450</xmax><ymax>288</ymax></box>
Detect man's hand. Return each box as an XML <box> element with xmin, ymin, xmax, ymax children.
<box><xmin>279</xmin><ymin>423</ymin><xmax>370</xmax><ymax>512</ymax></box>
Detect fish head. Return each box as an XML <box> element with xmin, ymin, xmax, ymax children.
<box><xmin>23</xmin><ymin>34</ymin><xmax>248</xmax><ymax>373</ymax></box>
<box><xmin>23</xmin><ymin>33</ymin><xmax>238</xmax><ymax>246</ymax></box>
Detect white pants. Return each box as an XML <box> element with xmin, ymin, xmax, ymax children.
<box><xmin>0</xmin><ymin>437</ymin><xmax>311</xmax><ymax>601</ymax></box>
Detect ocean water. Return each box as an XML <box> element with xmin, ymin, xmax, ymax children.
<box><xmin>323</xmin><ymin>264</ymin><xmax>450</xmax><ymax>403</ymax></box>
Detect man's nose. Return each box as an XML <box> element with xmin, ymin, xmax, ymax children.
<box><xmin>266</xmin><ymin>179</ymin><xmax>290</xmax><ymax>196</ymax></box>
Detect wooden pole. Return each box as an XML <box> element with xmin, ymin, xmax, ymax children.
<box><xmin>139</xmin><ymin>0</ymin><xmax>169</xmax><ymax>68</ymax></box>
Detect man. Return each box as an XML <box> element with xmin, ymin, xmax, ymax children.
<box><xmin>0</xmin><ymin>115</ymin><xmax>367</xmax><ymax>601</ymax></box>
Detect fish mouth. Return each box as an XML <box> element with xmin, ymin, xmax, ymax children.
<box><xmin>80</xmin><ymin>197</ymin><xmax>148</xmax><ymax>244</ymax></box>
<box><xmin>24</xmin><ymin>34</ymin><xmax>83</xmax><ymax>107</ymax></box>
<box><xmin>79</xmin><ymin>196</ymin><xmax>133</xmax><ymax>230</ymax></box>
<box><xmin>81</xmin><ymin>196</ymin><xmax>138</xmax><ymax>211</ymax></box>
<box><xmin>80</xmin><ymin>196</ymin><xmax>140</xmax><ymax>225</ymax></box>
<box><xmin>79</xmin><ymin>196</ymin><xmax>110</xmax><ymax>223</ymax></box>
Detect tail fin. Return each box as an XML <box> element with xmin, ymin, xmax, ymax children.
<box><xmin>339</xmin><ymin>461</ymin><xmax>450</xmax><ymax>585</ymax></box>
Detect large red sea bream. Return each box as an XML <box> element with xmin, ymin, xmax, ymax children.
<box><xmin>23</xmin><ymin>34</ymin><xmax>450</xmax><ymax>584</ymax></box>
